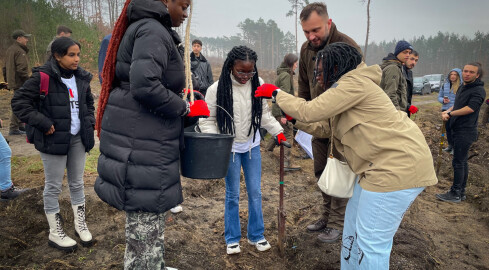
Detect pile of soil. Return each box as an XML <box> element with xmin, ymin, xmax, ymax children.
<box><xmin>0</xmin><ymin>87</ymin><xmax>488</xmax><ymax>269</ymax></box>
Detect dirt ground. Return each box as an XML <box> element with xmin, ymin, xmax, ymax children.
<box><xmin>0</xmin><ymin>80</ymin><xmax>488</xmax><ymax>270</ymax></box>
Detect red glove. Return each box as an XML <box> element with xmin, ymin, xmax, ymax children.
<box><xmin>274</xmin><ymin>133</ymin><xmax>287</xmax><ymax>145</ymax></box>
<box><xmin>255</xmin><ymin>83</ymin><xmax>279</xmax><ymax>98</ymax></box>
<box><xmin>188</xmin><ymin>100</ymin><xmax>210</xmax><ymax>118</ymax></box>
<box><xmin>285</xmin><ymin>114</ymin><xmax>293</xmax><ymax>121</ymax></box>
<box><xmin>408</xmin><ymin>105</ymin><xmax>418</xmax><ymax>114</ymax></box>
<box><xmin>485</xmin><ymin>99</ymin><xmax>489</xmax><ymax>105</ymax></box>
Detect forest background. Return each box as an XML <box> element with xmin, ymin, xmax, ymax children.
<box><xmin>0</xmin><ymin>0</ymin><xmax>488</xmax><ymax>80</ymax></box>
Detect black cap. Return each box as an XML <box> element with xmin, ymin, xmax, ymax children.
<box><xmin>12</xmin><ymin>29</ymin><xmax>32</xmax><ymax>39</ymax></box>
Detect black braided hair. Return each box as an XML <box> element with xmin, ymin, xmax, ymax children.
<box><xmin>216</xmin><ymin>46</ymin><xmax>262</xmax><ymax>141</ymax></box>
<box><xmin>316</xmin><ymin>42</ymin><xmax>362</xmax><ymax>86</ymax></box>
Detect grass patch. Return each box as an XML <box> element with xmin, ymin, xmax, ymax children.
<box><xmin>85</xmin><ymin>147</ymin><xmax>100</xmax><ymax>174</ymax></box>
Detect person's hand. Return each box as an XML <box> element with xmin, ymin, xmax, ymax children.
<box><xmin>45</xmin><ymin>125</ymin><xmax>55</xmax><ymax>135</ymax></box>
<box><xmin>280</xmin><ymin>117</ymin><xmax>287</xmax><ymax>125</ymax></box>
<box><xmin>443</xmin><ymin>97</ymin><xmax>450</xmax><ymax>104</ymax></box>
<box><xmin>408</xmin><ymin>105</ymin><xmax>418</xmax><ymax>114</ymax></box>
<box><xmin>486</xmin><ymin>99</ymin><xmax>489</xmax><ymax>105</ymax></box>
<box><xmin>275</xmin><ymin>133</ymin><xmax>287</xmax><ymax>145</ymax></box>
<box><xmin>255</xmin><ymin>83</ymin><xmax>280</xmax><ymax>98</ymax></box>
<box><xmin>441</xmin><ymin>112</ymin><xmax>450</xmax><ymax>121</ymax></box>
<box><xmin>187</xmin><ymin>100</ymin><xmax>210</xmax><ymax>118</ymax></box>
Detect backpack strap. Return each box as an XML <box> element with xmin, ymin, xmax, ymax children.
<box><xmin>39</xmin><ymin>71</ymin><xmax>49</xmax><ymax>99</ymax></box>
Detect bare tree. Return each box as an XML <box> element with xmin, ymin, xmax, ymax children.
<box><xmin>286</xmin><ymin>0</ymin><xmax>309</xmax><ymax>55</ymax></box>
<box><xmin>363</xmin><ymin>0</ymin><xmax>372</xmax><ymax>59</ymax></box>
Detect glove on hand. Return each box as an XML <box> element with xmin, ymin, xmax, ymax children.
<box><xmin>188</xmin><ymin>100</ymin><xmax>210</xmax><ymax>118</ymax></box>
<box><xmin>285</xmin><ymin>114</ymin><xmax>294</xmax><ymax>121</ymax></box>
<box><xmin>275</xmin><ymin>133</ymin><xmax>287</xmax><ymax>145</ymax></box>
<box><xmin>408</xmin><ymin>105</ymin><xmax>418</xmax><ymax>114</ymax></box>
<box><xmin>485</xmin><ymin>99</ymin><xmax>489</xmax><ymax>105</ymax></box>
<box><xmin>255</xmin><ymin>83</ymin><xmax>279</xmax><ymax>98</ymax></box>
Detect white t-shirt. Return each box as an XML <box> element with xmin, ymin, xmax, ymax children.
<box><xmin>60</xmin><ymin>76</ymin><xmax>81</xmax><ymax>135</ymax></box>
<box><xmin>232</xmin><ymin>130</ymin><xmax>261</xmax><ymax>153</ymax></box>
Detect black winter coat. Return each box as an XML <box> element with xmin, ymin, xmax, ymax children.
<box><xmin>94</xmin><ymin>0</ymin><xmax>187</xmax><ymax>213</ymax></box>
<box><xmin>11</xmin><ymin>59</ymin><xmax>95</xmax><ymax>155</ymax></box>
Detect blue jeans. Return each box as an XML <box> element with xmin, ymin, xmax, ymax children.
<box><xmin>0</xmin><ymin>132</ymin><xmax>12</xmax><ymax>191</ymax></box>
<box><xmin>224</xmin><ymin>146</ymin><xmax>265</xmax><ymax>244</ymax></box>
<box><xmin>341</xmin><ymin>180</ymin><xmax>424</xmax><ymax>270</ymax></box>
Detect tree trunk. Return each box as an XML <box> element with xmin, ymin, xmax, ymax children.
<box><xmin>363</xmin><ymin>0</ymin><xmax>371</xmax><ymax>59</ymax></box>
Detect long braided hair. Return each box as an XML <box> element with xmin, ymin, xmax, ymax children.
<box><xmin>315</xmin><ymin>42</ymin><xmax>362</xmax><ymax>86</ymax></box>
<box><xmin>217</xmin><ymin>46</ymin><xmax>262</xmax><ymax>141</ymax></box>
<box><xmin>95</xmin><ymin>0</ymin><xmax>132</xmax><ymax>137</ymax></box>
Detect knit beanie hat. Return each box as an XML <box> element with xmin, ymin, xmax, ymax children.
<box><xmin>394</xmin><ymin>40</ymin><xmax>413</xmax><ymax>56</ymax></box>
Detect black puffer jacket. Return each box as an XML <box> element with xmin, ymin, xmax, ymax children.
<box><xmin>11</xmin><ymin>59</ymin><xmax>95</xmax><ymax>154</ymax></box>
<box><xmin>94</xmin><ymin>0</ymin><xmax>187</xmax><ymax>213</ymax></box>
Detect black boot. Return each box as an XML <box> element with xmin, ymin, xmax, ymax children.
<box><xmin>436</xmin><ymin>189</ymin><xmax>461</xmax><ymax>203</ymax></box>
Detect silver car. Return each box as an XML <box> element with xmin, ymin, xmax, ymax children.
<box><xmin>423</xmin><ymin>74</ymin><xmax>444</xmax><ymax>92</ymax></box>
<box><xmin>413</xmin><ymin>77</ymin><xmax>431</xmax><ymax>95</ymax></box>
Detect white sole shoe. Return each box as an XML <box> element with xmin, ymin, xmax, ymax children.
<box><xmin>170</xmin><ymin>205</ymin><xmax>183</xmax><ymax>214</ymax></box>
<box><xmin>247</xmin><ymin>239</ymin><xmax>271</xmax><ymax>252</ymax></box>
<box><xmin>226</xmin><ymin>243</ymin><xmax>241</xmax><ymax>255</ymax></box>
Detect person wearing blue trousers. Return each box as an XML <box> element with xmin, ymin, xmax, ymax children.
<box><xmin>255</xmin><ymin>43</ymin><xmax>438</xmax><ymax>269</ymax></box>
<box><xmin>0</xmin><ymin>120</ymin><xmax>28</xmax><ymax>201</ymax></box>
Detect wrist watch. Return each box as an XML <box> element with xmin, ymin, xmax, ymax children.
<box><xmin>447</xmin><ymin>111</ymin><xmax>452</xmax><ymax>117</ymax></box>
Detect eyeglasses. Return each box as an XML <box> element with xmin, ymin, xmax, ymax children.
<box><xmin>236</xmin><ymin>71</ymin><xmax>256</xmax><ymax>78</ymax></box>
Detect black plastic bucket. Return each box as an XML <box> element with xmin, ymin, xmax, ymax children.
<box><xmin>181</xmin><ymin>132</ymin><xmax>234</xmax><ymax>179</ymax></box>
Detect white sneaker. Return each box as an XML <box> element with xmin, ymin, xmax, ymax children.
<box><xmin>226</xmin><ymin>243</ymin><xmax>241</xmax><ymax>255</ymax></box>
<box><xmin>170</xmin><ymin>205</ymin><xmax>183</xmax><ymax>214</ymax></box>
<box><xmin>165</xmin><ymin>267</ymin><xmax>178</xmax><ymax>270</ymax></box>
<box><xmin>248</xmin><ymin>238</ymin><xmax>271</xmax><ymax>252</ymax></box>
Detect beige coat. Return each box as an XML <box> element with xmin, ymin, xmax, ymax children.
<box><xmin>277</xmin><ymin>62</ymin><xmax>438</xmax><ymax>192</ymax></box>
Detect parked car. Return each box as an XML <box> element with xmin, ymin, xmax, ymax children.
<box><xmin>423</xmin><ymin>74</ymin><xmax>444</xmax><ymax>92</ymax></box>
<box><xmin>413</xmin><ymin>76</ymin><xmax>431</xmax><ymax>95</ymax></box>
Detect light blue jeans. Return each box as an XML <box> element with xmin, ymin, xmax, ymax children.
<box><xmin>224</xmin><ymin>146</ymin><xmax>265</xmax><ymax>244</ymax></box>
<box><xmin>0</xmin><ymin>132</ymin><xmax>12</xmax><ymax>191</ymax></box>
<box><xmin>341</xmin><ymin>180</ymin><xmax>424</xmax><ymax>270</ymax></box>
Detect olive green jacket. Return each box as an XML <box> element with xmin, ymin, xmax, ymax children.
<box><xmin>272</xmin><ymin>63</ymin><xmax>294</xmax><ymax>117</ymax></box>
<box><xmin>5</xmin><ymin>42</ymin><xmax>30</xmax><ymax>90</ymax></box>
<box><xmin>379</xmin><ymin>54</ymin><xmax>407</xmax><ymax>111</ymax></box>
<box><xmin>277</xmin><ymin>62</ymin><xmax>438</xmax><ymax>192</ymax></box>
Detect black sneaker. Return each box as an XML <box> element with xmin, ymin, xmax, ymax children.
<box><xmin>435</xmin><ymin>190</ymin><xmax>461</xmax><ymax>203</ymax></box>
<box><xmin>0</xmin><ymin>185</ymin><xmax>29</xmax><ymax>201</ymax></box>
<box><xmin>8</xmin><ymin>129</ymin><xmax>26</xmax><ymax>136</ymax></box>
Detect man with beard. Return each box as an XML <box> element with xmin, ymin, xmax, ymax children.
<box><xmin>404</xmin><ymin>50</ymin><xmax>419</xmax><ymax>116</ymax></box>
<box><xmin>297</xmin><ymin>2</ymin><xmax>361</xmax><ymax>243</ymax></box>
<box><xmin>437</xmin><ymin>62</ymin><xmax>486</xmax><ymax>203</ymax></box>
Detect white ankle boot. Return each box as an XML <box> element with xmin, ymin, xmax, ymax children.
<box><xmin>72</xmin><ymin>203</ymin><xmax>93</xmax><ymax>247</ymax></box>
<box><xmin>46</xmin><ymin>212</ymin><xmax>77</xmax><ymax>251</ymax></box>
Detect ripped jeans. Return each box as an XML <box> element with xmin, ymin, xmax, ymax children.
<box><xmin>341</xmin><ymin>180</ymin><xmax>424</xmax><ymax>270</ymax></box>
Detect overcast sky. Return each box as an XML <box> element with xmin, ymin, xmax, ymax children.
<box><xmin>189</xmin><ymin>0</ymin><xmax>489</xmax><ymax>47</ymax></box>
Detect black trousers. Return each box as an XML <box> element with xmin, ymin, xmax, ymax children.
<box><xmin>451</xmin><ymin>130</ymin><xmax>477</xmax><ymax>193</ymax></box>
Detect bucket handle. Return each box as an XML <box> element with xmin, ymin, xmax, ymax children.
<box><xmin>215</xmin><ymin>104</ymin><xmax>236</xmax><ymax>133</ymax></box>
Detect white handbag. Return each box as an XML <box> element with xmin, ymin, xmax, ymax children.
<box><xmin>317</xmin><ymin>118</ymin><xmax>356</xmax><ymax>198</ymax></box>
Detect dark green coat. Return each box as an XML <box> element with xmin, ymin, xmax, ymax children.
<box><xmin>272</xmin><ymin>63</ymin><xmax>294</xmax><ymax>117</ymax></box>
<box><xmin>5</xmin><ymin>42</ymin><xmax>30</xmax><ymax>90</ymax></box>
<box><xmin>379</xmin><ymin>53</ymin><xmax>407</xmax><ymax>111</ymax></box>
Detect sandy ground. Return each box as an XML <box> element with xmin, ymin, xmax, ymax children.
<box><xmin>0</xmin><ymin>86</ymin><xmax>488</xmax><ymax>269</ymax></box>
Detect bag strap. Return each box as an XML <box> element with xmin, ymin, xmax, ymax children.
<box><xmin>328</xmin><ymin>117</ymin><xmax>335</xmax><ymax>158</ymax></box>
<box><xmin>39</xmin><ymin>71</ymin><xmax>49</xmax><ymax>98</ymax></box>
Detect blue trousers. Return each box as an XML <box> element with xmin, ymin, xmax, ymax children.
<box><xmin>341</xmin><ymin>180</ymin><xmax>424</xmax><ymax>270</ymax></box>
<box><xmin>224</xmin><ymin>146</ymin><xmax>265</xmax><ymax>244</ymax></box>
<box><xmin>0</xmin><ymin>132</ymin><xmax>12</xmax><ymax>191</ymax></box>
